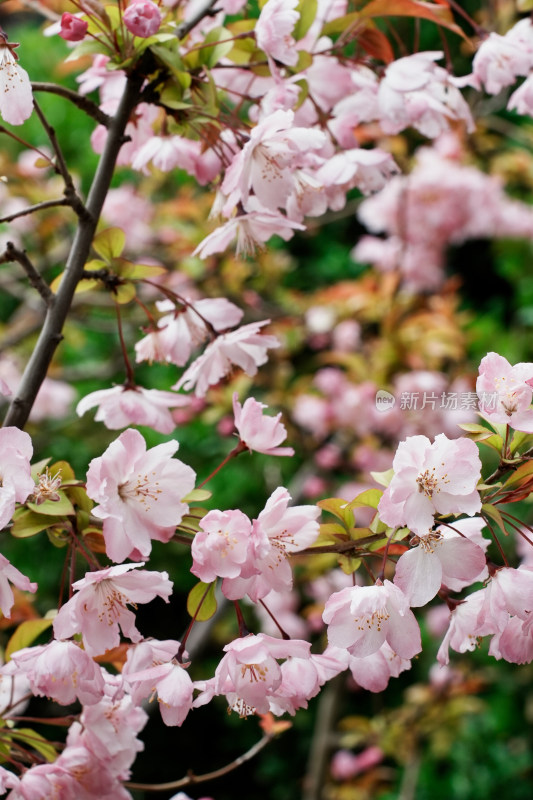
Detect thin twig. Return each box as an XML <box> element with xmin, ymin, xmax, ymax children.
<box><xmin>31</xmin><ymin>99</ymin><xmax>89</xmax><ymax>220</ymax></box>
<box><xmin>126</xmin><ymin>733</ymin><xmax>274</xmax><ymax>792</ymax></box>
<box><xmin>32</xmin><ymin>83</ymin><xmax>113</xmax><ymax>127</ymax></box>
<box><xmin>176</xmin><ymin>0</ymin><xmax>219</xmax><ymax>39</ymax></box>
<box><xmin>0</xmin><ymin>242</ymin><xmax>53</xmax><ymax>305</ymax></box>
<box><xmin>0</xmin><ymin>198</ymin><xmax>70</xmax><ymax>225</ymax></box>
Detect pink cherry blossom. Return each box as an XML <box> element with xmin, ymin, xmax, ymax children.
<box><xmin>323</xmin><ymin>581</ymin><xmax>421</xmax><ymax>660</ymax></box>
<box><xmin>437</xmin><ymin>589</ymin><xmax>493</xmax><ymax>665</ymax></box>
<box><xmin>191</xmin><ymin>508</ymin><xmax>252</xmax><ymax>583</ymax></box>
<box><xmin>193</xmin><ymin>205</ymin><xmax>305</xmax><ymax>258</ymax></box>
<box><xmin>255</xmin><ymin>0</ymin><xmax>300</xmax><ymax>68</ymax></box>
<box><xmin>135</xmin><ymin>297</ymin><xmax>244</xmax><ymax>367</ymax></box>
<box><xmin>0</xmin><ymin>427</ymin><xmax>34</xmax><ymax>532</ymax></box>
<box><xmin>378</xmin><ymin>434</ymin><xmax>482</xmax><ymax>536</ymax></box>
<box><xmin>221</xmin><ymin>487</ymin><xmax>320</xmax><ymax>601</ymax></box>
<box><xmin>346</xmin><ymin>641</ymin><xmax>412</xmax><ymax>692</ymax></box>
<box><xmin>122</xmin><ymin>638</ymin><xmax>181</xmax><ymax>702</ymax></box>
<box><xmin>0</xmin><ymin>31</ymin><xmax>33</xmax><ymax>126</ymax></box>
<box><xmin>233</xmin><ymin>393</ymin><xmax>294</xmax><ymax>456</ymax></box>
<box><xmin>53</xmin><ymin>563</ymin><xmax>173</xmax><ymax>657</ymax></box>
<box><xmin>331</xmin><ymin>747</ymin><xmax>384</xmax><ymax>780</ymax></box>
<box><xmin>173</xmin><ymin>320</ymin><xmax>279</xmax><ymax>397</ymax></box>
<box><xmin>123</xmin><ymin>0</ymin><xmax>162</xmax><ymax>38</ymax></box>
<box><xmin>468</xmin><ymin>20</ymin><xmax>533</xmax><ymax>95</ymax></box>
<box><xmin>477</xmin><ymin>352</ymin><xmax>533</xmax><ymax>431</ymax></box>
<box><xmin>393</xmin><ymin>521</ymin><xmax>487</xmax><ymax>607</ymax></box>
<box><xmin>86</xmin><ymin>428</ymin><xmax>196</xmax><ymax>562</ymax></box>
<box><xmin>67</xmin><ymin>686</ymin><xmax>148</xmax><ymax>779</ymax></box>
<box><xmin>5</xmin><ymin>640</ymin><xmax>105</xmax><ymax>706</ymax></box>
<box><xmin>59</xmin><ymin>12</ymin><xmax>88</xmax><ymax>41</ymax></box>
<box><xmin>126</xmin><ymin>660</ymin><xmax>194</xmax><ymax>726</ymax></box>
<box><xmin>221</xmin><ymin>109</ymin><xmax>326</xmax><ymax>213</ymax></box>
<box><xmin>76</xmin><ymin>383</ymin><xmax>190</xmax><ymax>433</ymax></box>
<box><xmin>0</xmin><ymin>554</ymin><xmax>36</xmax><ymax>618</ymax></box>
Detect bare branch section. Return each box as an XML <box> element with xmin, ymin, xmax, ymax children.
<box><xmin>176</xmin><ymin>0</ymin><xmax>219</xmax><ymax>39</ymax></box>
<box><xmin>0</xmin><ymin>242</ymin><xmax>53</xmax><ymax>305</ymax></box>
<box><xmin>0</xmin><ymin>198</ymin><xmax>70</xmax><ymax>225</ymax></box>
<box><xmin>3</xmin><ymin>71</ymin><xmax>145</xmax><ymax>429</ymax></box>
<box><xmin>31</xmin><ymin>99</ymin><xmax>89</xmax><ymax>220</ymax></box>
<box><xmin>126</xmin><ymin>733</ymin><xmax>274</xmax><ymax>792</ymax></box>
<box><xmin>32</xmin><ymin>83</ymin><xmax>113</xmax><ymax>128</ymax></box>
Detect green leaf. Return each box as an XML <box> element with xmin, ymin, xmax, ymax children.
<box><xmin>338</xmin><ymin>554</ymin><xmax>361</xmax><ymax>574</ymax></box>
<box><xmin>294</xmin><ymin>0</ymin><xmax>318</xmax><ymax>40</ymax></box>
<box><xmin>118</xmin><ymin>260</ymin><xmax>167</xmax><ymax>279</ymax></box>
<box><xmin>113</xmin><ymin>283</ymin><xmax>137</xmax><ymax>304</ymax></box>
<box><xmin>26</xmin><ymin>490</ymin><xmax>75</xmax><ymax>517</ymax></box>
<box><xmin>187</xmin><ymin>581</ymin><xmax>217</xmax><ymax>622</ymax></box>
<box><xmin>370</xmin><ymin>468</ymin><xmax>394</xmax><ymax>488</ymax></box>
<box><xmin>183</xmin><ymin>488</ymin><xmax>212</xmax><ymax>502</ymax></box>
<box><xmin>317</xmin><ymin>497</ymin><xmax>348</xmax><ymax>522</ymax></box>
<box><xmin>5</xmin><ymin>618</ymin><xmax>53</xmax><ymax>661</ymax></box>
<box><xmin>198</xmin><ymin>27</ymin><xmax>235</xmax><ymax>68</ymax></box>
<box><xmin>502</xmin><ymin>459</ymin><xmax>533</xmax><ymax>491</ymax></box>
<box><xmin>92</xmin><ymin>227</ymin><xmax>125</xmax><ymax>261</ymax></box>
<box><xmin>11</xmin><ymin>509</ymin><xmax>53</xmax><ymax>538</ymax></box>
<box><xmin>10</xmin><ymin>729</ymin><xmax>57</xmax><ymax>762</ymax></box>
<box><xmin>482</xmin><ymin>503</ymin><xmax>506</xmax><ymax>533</ymax></box>
<box><xmin>322</xmin><ymin>11</ymin><xmax>360</xmax><ymax>36</ymax></box>
<box><xmin>348</xmin><ymin>489</ymin><xmax>383</xmax><ymax>511</ymax></box>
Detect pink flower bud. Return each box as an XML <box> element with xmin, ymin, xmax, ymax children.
<box><xmin>59</xmin><ymin>13</ymin><xmax>89</xmax><ymax>42</ymax></box>
<box><xmin>123</xmin><ymin>1</ymin><xmax>162</xmax><ymax>38</ymax></box>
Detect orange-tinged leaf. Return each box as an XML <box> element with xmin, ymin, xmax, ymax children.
<box><xmin>357</xmin><ymin>25</ymin><xmax>394</xmax><ymax>63</ymax></box>
<box><xmin>259</xmin><ymin>712</ymin><xmax>292</xmax><ymax>735</ymax></box>
<box><xmin>360</xmin><ymin>0</ymin><xmax>469</xmax><ymax>40</ymax></box>
<box><xmin>502</xmin><ymin>459</ymin><xmax>533</xmax><ymax>491</ymax></box>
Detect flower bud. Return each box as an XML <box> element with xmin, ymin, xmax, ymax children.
<box><xmin>123</xmin><ymin>1</ymin><xmax>162</xmax><ymax>38</ymax></box>
<box><xmin>59</xmin><ymin>13</ymin><xmax>89</xmax><ymax>42</ymax></box>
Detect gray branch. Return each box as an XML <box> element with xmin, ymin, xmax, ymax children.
<box><xmin>0</xmin><ymin>243</ymin><xmax>53</xmax><ymax>305</ymax></box>
<box><xmin>3</xmin><ymin>71</ymin><xmax>144</xmax><ymax>429</ymax></box>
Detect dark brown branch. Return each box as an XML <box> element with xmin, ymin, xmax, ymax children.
<box><xmin>32</xmin><ymin>82</ymin><xmax>113</xmax><ymax>128</ymax></box>
<box><xmin>0</xmin><ymin>242</ymin><xmax>53</xmax><ymax>305</ymax></box>
<box><xmin>176</xmin><ymin>0</ymin><xmax>219</xmax><ymax>39</ymax></box>
<box><xmin>126</xmin><ymin>733</ymin><xmax>273</xmax><ymax>792</ymax></box>
<box><xmin>0</xmin><ymin>198</ymin><xmax>70</xmax><ymax>224</ymax></box>
<box><xmin>31</xmin><ymin>99</ymin><xmax>89</xmax><ymax>220</ymax></box>
<box><xmin>3</xmin><ymin>71</ymin><xmax>144</xmax><ymax>429</ymax></box>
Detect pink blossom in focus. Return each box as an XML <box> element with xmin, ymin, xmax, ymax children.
<box><xmin>123</xmin><ymin>0</ymin><xmax>162</xmax><ymax>38</ymax></box>
<box><xmin>5</xmin><ymin>640</ymin><xmax>105</xmax><ymax>706</ymax></box>
<box><xmin>173</xmin><ymin>320</ymin><xmax>279</xmax><ymax>397</ymax></box>
<box><xmin>191</xmin><ymin>509</ymin><xmax>253</xmax><ymax>583</ymax></box>
<box><xmin>0</xmin><ymin>32</ymin><xmax>33</xmax><ymax>126</ymax></box>
<box><xmin>477</xmin><ymin>352</ymin><xmax>533</xmax><ymax>431</ymax></box>
<box><xmin>53</xmin><ymin>563</ymin><xmax>173</xmax><ymax>656</ymax></box>
<box><xmin>222</xmin><ymin>487</ymin><xmax>320</xmax><ymax>601</ymax></box>
<box><xmin>86</xmin><ymin>428</ymin><xmax>196</xmax><ymax>562</ymax></box>
<box><xmin>0</xmin><ymin>427</ymin><xmax>34</xmax><ymax>531</ymax></box>
<box><xmin>255</xmin><ymin>0</ymin><xmax>300</xmax><ymax>68</ymax></box>
<box><xmin>0</xmin><ymin>554</ymin><xmax>36</xmax><ymax>618</ymax></box>
<box><xmin>59</xmin><ymin>12</ymin><xmax>88</xmax><ymax>41</ymax></box>
<box><xmin>393</xmin><ymin>526</ymin><xmax>487</xmax><ymax>607</ymax></box>
<box><xmin>323</xmin><ymin>581</ymin><xmax>421</xmax><ymax>660</ymax></box>
<box><xmin>378</xmin><ymin>434</ymin><xmax>482</xmax><ymax>536</ymax></box>
<box><xmin>76</xmin><ymin>383</ymin><xmax>190</xmax><ymax>433</ymax></box>
<box><xmin>233</xmin><ymin>393</ymin><xmax>294</xmax><ymax>456</ymax></box>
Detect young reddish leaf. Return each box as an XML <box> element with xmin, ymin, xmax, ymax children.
<box><xmin>356</xmin><ymin>24</ymin><xmax>394</xmax><ymax>63</ymax></box>
<box><xmin>360</xmin><ymin>0</ymin><xmax>468</xmax><ymax>40</ymax></box>
<box><xmin>482</xmin><ymin>503</ymin><xmax>506</xmax><ymax>533</ymax></box>
<box><xmin>502</xmin><ymin>460</ymin><xmax>533</xmax><ymax>491</ymax></box>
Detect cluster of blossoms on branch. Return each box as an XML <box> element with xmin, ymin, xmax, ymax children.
<box><xmin>3</xmin><ymin>0</ymin><xmax>533</xmax><ymax>796</ymax></box>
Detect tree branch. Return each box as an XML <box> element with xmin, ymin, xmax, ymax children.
<box><xmin>125</xmin><ymin>733</ymin><xmax>274</xmax><ymax>792</ymax></box>
<box><xmin>3</xmin><ymin>71</ymin><xmax>144</xmax><ymax>429</ymax></box>
<box><xmin>0</xmin><ymin>198</ymin><xmax>70</xmax><ymax>225</ymax></box>
<box><xmin>0</xmin><ymin>243</ymin><xmax>53</xmax><ymax>305</ymax></box>
<box><xmin>176</xmin><ymin>0</ymin><xmax>219</xmax><ymax>39</ymax></box>
<box><xmin>32</xmin><ymin>83</ymin><xmax>113</xmax><ymax>128</ymax></box>
<box><xmin>31</xmin><ymin>99</ymin><xmax>89</xmax><ymax>219</ymax></box>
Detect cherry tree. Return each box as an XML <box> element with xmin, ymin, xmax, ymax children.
<box><xmin>1</xmin><ymin>1</ymin><xmax>533</xmax><ymax>797</ymax></box>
